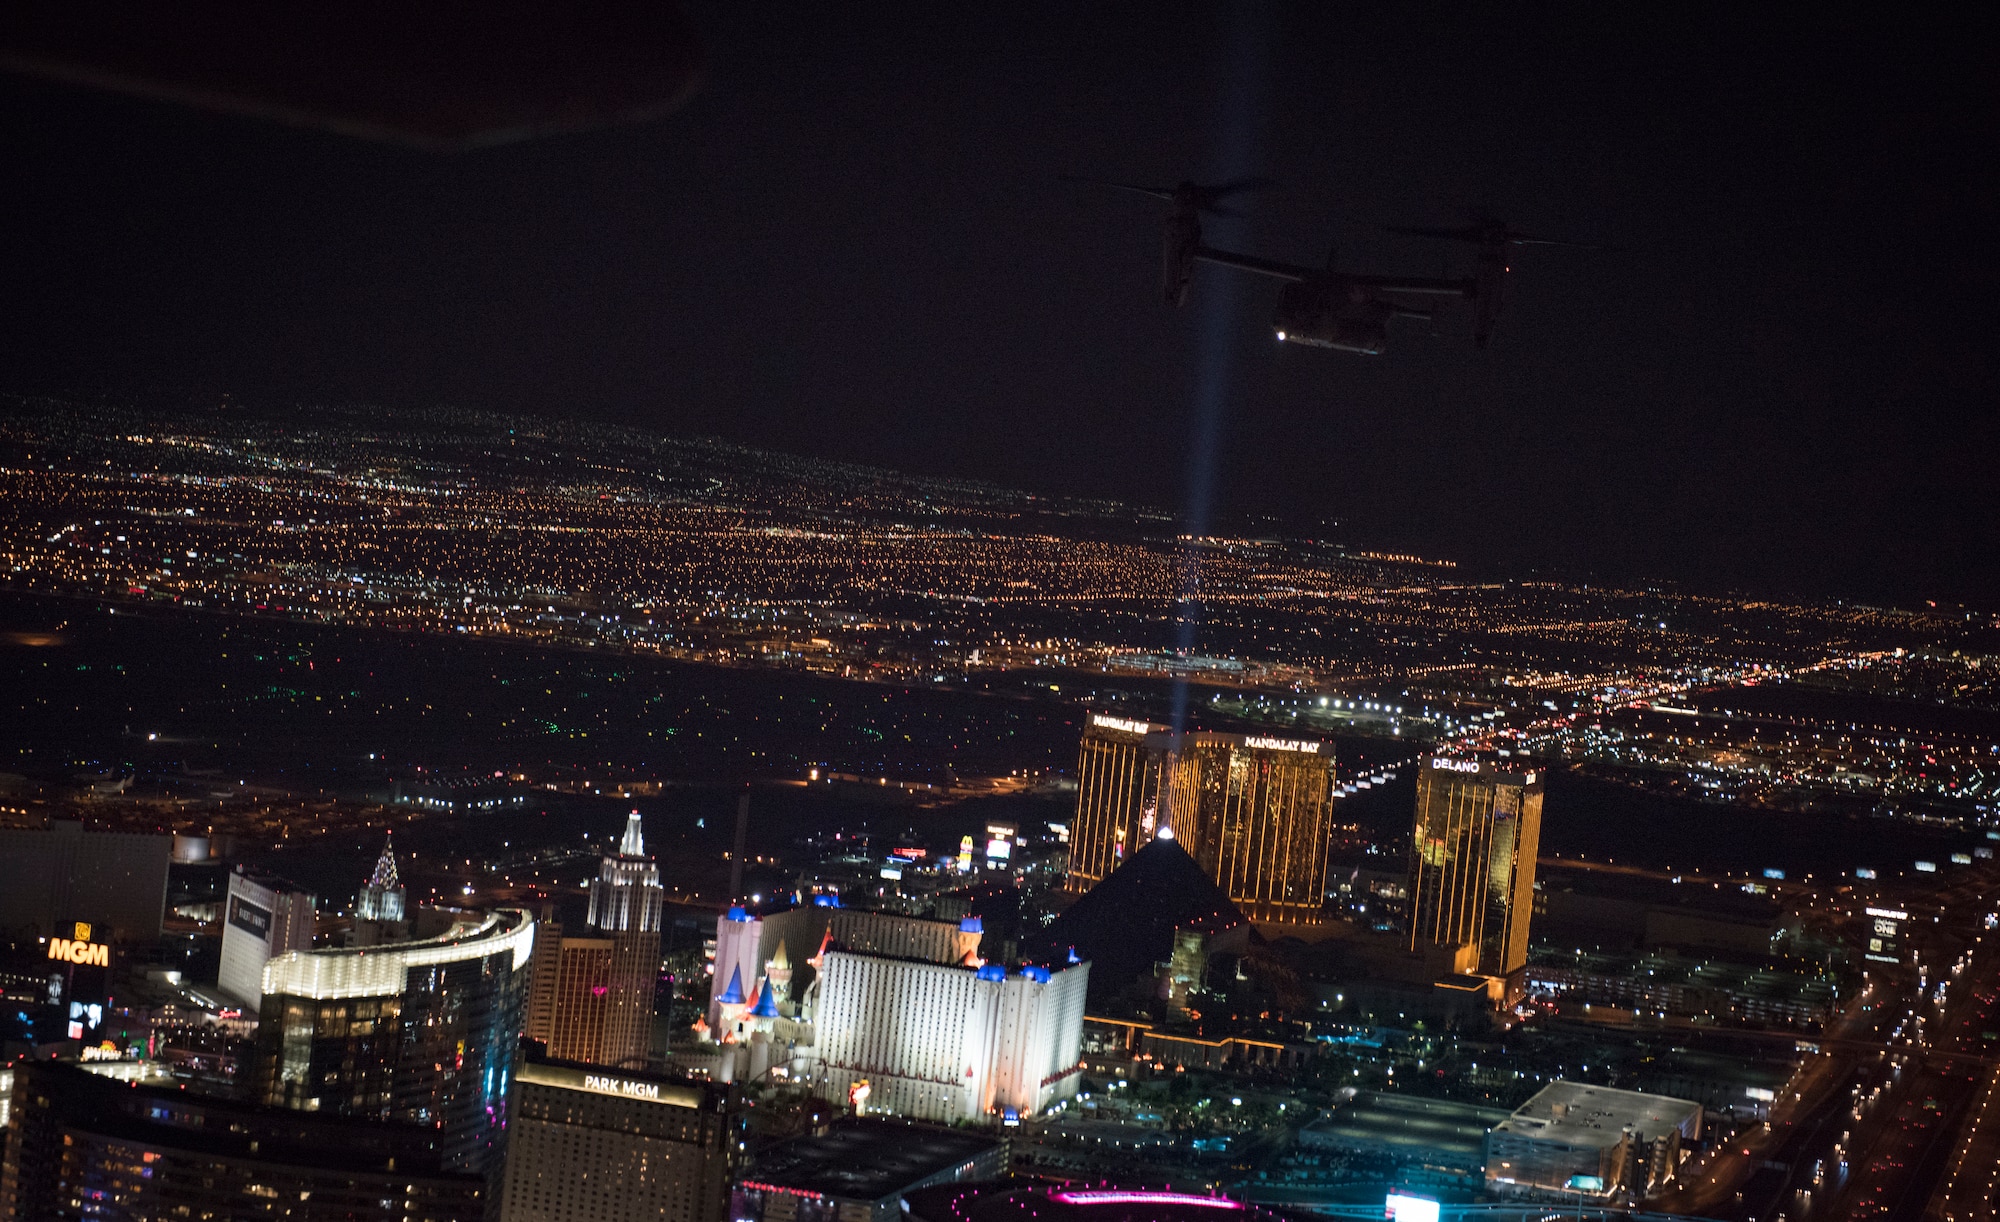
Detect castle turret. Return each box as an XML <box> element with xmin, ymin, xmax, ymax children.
<box><xmin>765</xmin><ymin>939</ymin><xmax>794</xmax><ymax>1007</ymax></box>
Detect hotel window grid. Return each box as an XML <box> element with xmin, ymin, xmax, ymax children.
<box><xmin>1406</xmin><ymin>763</ymin><xmax>1544</xmax><ymax>976</ymax></box>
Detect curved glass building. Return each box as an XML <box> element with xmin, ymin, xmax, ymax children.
<box><xmin>251</xmin><ymin>907</ymin><xmax>536</xmax><ymax>1174</ymax></box>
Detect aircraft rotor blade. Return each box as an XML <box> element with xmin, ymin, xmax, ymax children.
<box><xmin>1068</xmin><ymin>174</ymin><xmax>1277</xmax><ymax>216</ymax></box>
<box><xmin>1387</xmin><ymin>221</ymin><xmax>1598</xmax><ymax>249</ymax></box>
<box><xmin>1189</xmin><ymin>176</ymin><xmax>1277</xmax><ymax>216</ymax></box>
<box><xmin>1385</xmin><ymin>224</ymin><xmax>1477</xmax><ymax>242</ymax></box>
<box><xmin>1062</xmin><ymin>175</ymin><xmax>1174</xmax><ymax>202</ymax></box>
<box><xmin>1198</xmin><ymin>175</ymin><xmax>1278</xmax><ymax>202</ymax></box>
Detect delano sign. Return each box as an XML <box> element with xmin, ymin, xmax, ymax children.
<box><xmin>1429</xmin><ymin>757</ymin><xmax>1483</xmax><ymax>773</ymax></box>
<box><xmin>49</xmin><ymin>921</ymin><xmax>110</xmax><ymax>967</ymax></box>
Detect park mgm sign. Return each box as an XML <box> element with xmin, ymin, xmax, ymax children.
<box><xmin>49</xmin><ymin>922</ymin><xmax>111</xmax><ymax>967</ymax></box>
<box><xmin>516</xmin><ymin>1062</ymin><xmax>708</xmax><ymax>1110</ymax></box>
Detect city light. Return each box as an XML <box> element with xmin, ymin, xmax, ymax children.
<box><xmin>0</xmin><ymin>13</ymin><xmax>1984</xmax><ymax>1222</ymax></box>
<box><xmin>1053</xmin><ymin>1192</ymin><xmax>1243</xmax><ymax>1209</ymax></box>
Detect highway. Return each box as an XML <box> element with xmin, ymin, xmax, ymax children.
<box><xmin>1786</xmin><ymin>869</ymin><xmax>1997</xmax><ymax>1220</ymax></box>
<box><xmin>1922</xmin><ymin>908</ymin><xmax>2000</xmax><ymax>1221</ymax></box>
<box><xmin>1818</xmin><ymin>871</ymin><xmax>1999</xmax><ymax>1221</ymax></box>
<box><xmin>1649</xmin><ymin>863</ymin><xmax>2000</xmax><ymax>1221</ymax></box>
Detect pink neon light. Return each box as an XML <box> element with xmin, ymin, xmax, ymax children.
<box><xmin>1051</xmin><ymin>1192</ymin><xmax>1242</xmax><ymax>1210</ymax></box>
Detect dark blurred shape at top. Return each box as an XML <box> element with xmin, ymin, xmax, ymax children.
<box><xmin>0</xmin><ymin>0</ymin><xmax>704</xmax><ymax>149</ymax></box>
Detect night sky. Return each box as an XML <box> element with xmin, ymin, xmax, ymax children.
<box><xmin>0</xmin><ymin>7</ymin><xmax>1991</xmax><ymax>606</ymax></box>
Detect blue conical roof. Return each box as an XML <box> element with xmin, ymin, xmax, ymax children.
<box><xmin>749</xmin><ymin>979</ymin><xmax>780</xmax><ymax>1018</ymax></box>
<box><xmin>717</xmin><ymin>965</ymin><xmax>745</xmax><ymax>1005</ymax></box>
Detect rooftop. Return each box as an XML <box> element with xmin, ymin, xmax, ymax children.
<box><xmin>1538</xmin><ymin>867</ymin><xmax>1782</xmax><ymax>920</ymax></box>
<box><xmin>262</xmin><ymin>907</ymin><xmax>534</xmax><ymax>1000</ymax></box>
<box><xmin>741</xmin><ymin>1119</ymin><xmax>1003</xmax><ymax>1203</ymax></box>
<box><xmin>1494</xmin><ymin>1081</ymin><xmax>1701</xmax><ymax>1149</ymax></box>
<box><xmin>1528</xmin><ymin>946</ymin><xmax>1837</xmax><ymax>1007</ymax></box>
<box><xmin>1304</xmin><ymin>1092</ymin><xmax>1509</xmax><ymax>1161</ymax></box>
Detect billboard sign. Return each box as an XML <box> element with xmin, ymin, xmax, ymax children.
<box><xmin>1383</xmin><ymin>1194</ymin><xmax>1440</xmax><ymax>1222</ymax></box>
<box><xmin>1865</xmin><ymin>905</ymin><xmax>1907</xmax><ymax>964</ymax></box>
<box><xmin>49</xmin><ymin>922</ymin><xmax>111</xmax><ymax>967</ymax></box>
<box><xmin>1244</xmin><ymin>735</ymin><xmax>1320</xmax><ymax>753</ymax></box>
<box><xmin>228</xmin><ymin>896</ymin><xmax>273</xmax><ymax>939</ymax></box>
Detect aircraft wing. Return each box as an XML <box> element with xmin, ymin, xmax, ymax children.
<box><xmin>1344</xmin><ymin>275</ymin><xmax>1476</xmax><ymax>297</ymax></box>
<box><xmin>1193</xmin><ymin>247</ymin><xmax>1312</xmax><ymax>283</ymax></box>
<box><xmin>0</xmin><ymin>0</ymin><xmax>705</xmax><ymax>149</ymax></box>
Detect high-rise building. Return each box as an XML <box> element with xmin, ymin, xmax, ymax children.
<box><xmin>498</xmin><ymin>1048</ymin><xmax>738</xmax><ymax>1222</ymax></box>
<box><xmin>355</xmin><ymin>831</ymin><xmax>406</xmax><ymax>922</ymax></box>
<box><xmin>523</xmin><ymin>903</ymin><xmax>566</xmax><ymax>1041</ymax></box>
<box><xmin>807</xmin><ymin>952</ymin><xmax>1087</xmax><ymax>1123</ymax></box>
<box><xmin>0</xmin><ymin>1059</ymin><xmax>487</xmax><ymax>1221</ymax></box>
<box><xmin>527</xmin><ymin>926</ymin><xmax>618</xmax><ymax>1060</ymax></box>
<box><xmin>1064</xmin><ymin>719</ymin><xmax>1337</xmax><ymax>925</ymax></box>
<box><xmin>217</xmin><ymin>865</ymin><xmax>316</xmax><ymax>1007</ymax></box>
<box><xmin>1407</xmin><ymin>757</ymin><xmax>1545</xmax><ymax>978</ymax></box>
<box><xmin>707</xmin><ymin>904</ymin><xmax>980</xmax><ymax>1037</ymax></box>
<box><xmin>592</xmin><ymin>811</ymin><xmax>663</xmax><ymax>1065</ymax></box>
<box><xmin>0</xmin><ymin>820</ymin><xmax>170</xmax><ymax>941</ymax></box>
<box><xmin>524</xmin><ymin>812</ymin><xmax>661</xmax><ymax>1069</ymax></box>
<box><xmin>590</xmin><ymin>811</ymin><xmax>664</xmax><ymax>934</ymax></box>
<box><xmin>251</xmin><ymin>906</ymin><xmax>536</xmax><ymax>1175</ymax></box>
<box><xmin>1064</xmin><ymin>720</ymin><xmax>1328</xmax><ymax>924</ymax></box>
<box><xmin>1064</xmin><ymin>713</ymin><xmax>1170</xmax><ymax>892</ymax></box>
<box><xmin>1161</xmin><ymin>731</ymin><xmax>1338</xmax><ymax>924</ymax></box>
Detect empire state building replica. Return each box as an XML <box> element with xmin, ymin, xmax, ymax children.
<box><xmin>593</xmin><ymin>812</ymin><xmax>665</xmax><ymax>1067</ymax></box>
<box><xmin>526</xmin><ymin>811</ymin><xmax>664</xmax><ymax>1069</ymax></box>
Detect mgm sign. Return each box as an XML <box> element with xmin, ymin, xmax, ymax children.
<box><xmin>49</xmin><ymin>921</ymin><xmax>111</xmax><ymax>967</ymax></box>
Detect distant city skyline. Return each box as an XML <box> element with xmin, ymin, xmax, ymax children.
<box><xmin>3</xmin><ymin>395</ymin><xmax>1990</xmax><ymax>821</ymax></box>
<box><xmin>0</xmin><ymin>10</ymin><xmax>1992</xmax><ymax>606</ymax></box>
<box><xmin>0</xmin><ymin>9</ymin><xmax>1993</xmax><ymax>1222</ymax></box>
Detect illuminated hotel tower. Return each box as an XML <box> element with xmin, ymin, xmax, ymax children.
<box><xmin>1065</xmin><ymin>714</ymin><xmax>1170</xmax><ymax>892</ymax></box>
<box><xmin>591</xmin><ymin>811</ymin><xmax>666</xmax><ymax>934</ymax></box>
<box><xmin>1406</xmin><ymin>758</ymin><xmax>1544</xmax><ymax>977</ymax></box>
<box><xmin>1066</xmin><ymin>716</ymin><xmax>1336</xmax><ymax>924</ymax></box>
<box><xmin>526</xmin><ymin>812</ymin><xmax>663</xmax><ymax>1069</ymax></box>
<box><xmin>1161</xmin><ymin>731</ymin><xmax>1338</xmax><ymax>924</ymax></box>
<box><xmin>252</xmin><ymin>908</ymin><xmax>534</xmax><ymax>1175</ymax></box>
<box><xmin>586</xmin><ymin>811</ymin><xmax>664</xmax><ymax>1068</ymax></box>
